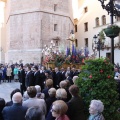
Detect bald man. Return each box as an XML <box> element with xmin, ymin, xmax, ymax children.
<box><xmin>2</xmin><ymin>92</ymin><xmax>27</xmax><ymax>120</ymax></box>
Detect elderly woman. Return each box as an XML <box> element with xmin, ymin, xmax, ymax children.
<box><xmin>59</xmin><ymin>81</ymin><xmax>71</xmax><ymax>101</ymax></box>
<box><xmin>42</xmin><ymin>79</ymin><xmax>53</xmax><ymax>100</ymax></box>
<box><xmin>72</xmin><ymin>76</ymin><xmax>79</xmax><ymax>84</ymax></box>
<box><xmin>46</xmin><ymin>88</ymin><xmax>68</xmax><ymax>120</ymax></box>
<box><xmin>89</xmin><ymin>100</ymin><xmax>105</xmax><ymax>120</ymax></box>
<box><xmin>67</xmin><ymin>85</ymin><xmax>86</xmax><ymax>120</ymax></box>
<box><xmin>51</xmin><ymin>100</ymin><xmax>70</xmax><ymax>120</ymax></box>
<box><xmin>35</xmin><ymin>85</ymin><xmax>45</xmax><ymax>99</ymax></box>
<box><xmin>25</xmin><ymin>106</ymin><xmax>45</xmax><ymax>120</ymax></box>
<box><xmin>46</xmin><ymin>88</ymin><xmax>57</xmax><ymax>114</ymax></box>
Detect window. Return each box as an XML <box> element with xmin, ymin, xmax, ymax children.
<box><xmin>85</xmin><ymin>38</ymin><xmax>88</xmax><ymax>47</ymax></box>
<box><xmin>102</xmin><ymin>15</ymin><xmax>106</xmax><ymax>25</ymax></box>
<box><xmin>54</xmin><ymin>4</ymin><xmax>57</xmax><ymax>11</ymax></box>
<box><xmin>84</xmin><ymin>7</ymin><xmax>88</xmax><ymax>13</ymax></box>
<box><xmin>56</xmin><ymin>41</ymin><xmax>58</xmax><ymax>46</ymax></box>
<box><xmin>95</xmin><ymin>17</ymin><xmax>99</xmax><ymax>27</ymax></box>
<box><xmin>75</xmin><ymin>25</ymin><xmax>77</xmax><ymax>32</ymax></box>
<box><xmin>54</xmin><ymin>24</ymin><xmax>57</xmax><ymax>31</ymax></box>
<box><xmin>84</xmin><ymin>22</ymin><xmax>88</xmax><ymax>31</ymax></box>
<box><xmin>116</xmin><ymin>16</ymin><xmax>120</xmax><ymax>21</ymax></box>
<box><xmin>75</xmin><ymin>39</ymin><xmax>78</xmax><ymax>47</ymax></box>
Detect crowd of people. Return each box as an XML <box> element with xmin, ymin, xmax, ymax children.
<box><xmin>0</xmin><ymin>63</ymin><xmax>105</xmax><ymax>120</ymax></box>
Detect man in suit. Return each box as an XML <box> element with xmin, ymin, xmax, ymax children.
<box><xmin>71</xmin><ymin>67</ymin><xmax>79</xmax><ymax>78</ymax></box>
<box><xmin>19</xmin><ymin>64</ymin><xmax>26</xmax><ymax>95</ymax></box>
<box><xmin>34</xmin><ymin>66</ymin><xmax>41</xmax><ymax>86</ymax></box>
<box><xmin>39</xmin><ymin>66</ymin><xmax>46</xmax><ymax>91</ymax></box>
<box><xmin>54</xmin><ymin>67</ymin><xmax>62</xmax><ymax>88</ymax></box>
<box><xmin>25</xmin><ymin>65</ymin><xmax>34</xmax><ymax>88</ymax></box>
<box><xmin>23</xmin><ymin>86</ymin><xmax>46</xmax><ymax>119</ymax></box>
<box><xmin>2</xmin><ymin>92</ymin><xmax>27</xmax><ymax>120</ymax></box>
<box><xmin>60</xmin><ymin>67</ymin><xmax>66</xmax><ymax>80</ymax></box>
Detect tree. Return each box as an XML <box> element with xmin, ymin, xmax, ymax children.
<box><xmin>76</xmin><ymin>58</ymin><xmax>120</xmax><ymax>120</ymax></box>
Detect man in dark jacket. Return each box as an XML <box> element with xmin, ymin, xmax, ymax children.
<box><xmin>34</xmin><ymin>66</ymin><xmax>41</xmax><ymax>86</ymax></box>
<box><xmin>19</xmin><ymin>64</ymin><xmax>26</xmax><ymax>95</ymax></box>
<box><xmin>2</xmin><ymin>92</ymin><xmax>27</xmax><ymax>120</ymax></box>
<box><xmin>54</xmin><ymin>67</ymin><xmax>62</xmax><ymax>88</ymax></box>
<box><xmin>25</xmin><ymin>65</ymin><xmax>34</xmax><ymax>88</ymax></box>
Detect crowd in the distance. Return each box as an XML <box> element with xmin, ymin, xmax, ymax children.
<box><xmin>0</xmin><ymin>63</ymin><xmax>105</xmax><ymax>120</ymax></box>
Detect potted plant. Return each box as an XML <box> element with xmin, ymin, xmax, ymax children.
<box><xmin>104</xmin><ymin>24</ymin><xmax>120</xmax><ymax>38</ymax></box>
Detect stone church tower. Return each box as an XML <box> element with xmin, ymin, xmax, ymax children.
<box><xmin>3</xmin><ymin>0</ymin><xmax>74</xmax><ymax>63</ymax></box>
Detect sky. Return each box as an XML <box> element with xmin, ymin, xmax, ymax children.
<box><xmin>72</xmin><ymin>0</ymin><xmax>78</xmax><ymax>18</ymax></box>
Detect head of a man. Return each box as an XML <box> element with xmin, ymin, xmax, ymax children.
<box><xmin>27</xmin><ymin>86</ymin><xmax>37</xmax><ymax>98</ymax></box>
<box><xmin>12</xmin><ymin>92</ymin><xmax>22</xmax><ymax>104</ymax></box>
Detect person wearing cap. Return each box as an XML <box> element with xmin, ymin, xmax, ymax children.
<box><xmin>2</xmin><ymin>92</ymin><xmax>27</xmax><ymax>120</ymax></box>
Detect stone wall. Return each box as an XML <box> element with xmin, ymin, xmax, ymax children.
<box><xmin>5</xmin><ymin>0</ymin><xmax>74</xmax><ymax>63</ymax></box>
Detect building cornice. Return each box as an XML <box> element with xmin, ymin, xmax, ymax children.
<box><xmin>6</xmin><ymin>10</ymin><xmax>74</xmax><ymax>26</ymax></box>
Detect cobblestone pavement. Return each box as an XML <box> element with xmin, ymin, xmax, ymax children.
<box><xmin>0</xmin><ymin>80</ymin><xmax>20</xmax><ymax>102</ymax></box>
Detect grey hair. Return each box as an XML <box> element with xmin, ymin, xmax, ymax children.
<box><xmin>90</xmin><ymin>100</ymin><xmax>104</xmax><ymax>113</ymax></box>
<box><xmin>72</xmin><ymin>76</ymin><xmax>79</xmax><ymax>84</ymax></box>
<box><xmin>56</xmin><ymin>88</ymin><xmax>67</xmax><ymax>99</ymax></box>
<box><xmin>35</xmin><ymin>85</ymin><xmax>41</xmax><ymax>93</ymax></box>
<box><xmin>59</xmin><ymin>81</ymin><xmax>67</xmax><ymax>88</ymax></box>
<box><xmin>48</xmin><ymin>88</ymin><xmax>56</xmax><ymax>97</ymax></box>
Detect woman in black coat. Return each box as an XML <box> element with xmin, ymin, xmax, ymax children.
<box><xmin>67</xmin><ymin>85</ymin><xmax>86</xmax><ymax>120</ymax></box>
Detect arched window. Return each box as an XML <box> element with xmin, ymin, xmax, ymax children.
<box><xmin>102</xmin><ymin>15</ymin><xmax>106</xmax><ymax>25</ymax></box>
<box><xmin>95</xmin><ymin>17</ymin><xmax>99</xmax><ymax>27</ymax></box>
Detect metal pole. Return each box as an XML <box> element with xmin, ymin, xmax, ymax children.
<box><xmin>110</xmin><ymin>0</ymin><xmax>114</xmax><ymax>65</ymax></box>
<box><xmin>99</xmin><ymin>39</ymin><xmax>100</xmax><ymax>58</ymax></box>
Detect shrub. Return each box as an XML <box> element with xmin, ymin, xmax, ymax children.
<box><xmin>76</xmin><ymin>58</ymin><xmax>120</xmax><ymax>120</ymax></box>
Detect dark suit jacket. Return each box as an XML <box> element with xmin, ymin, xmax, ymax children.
<box><xmin>61</xmin><ymin>71</ymin><xmax>66</xmax><ymax>80</ymax></box>
<box><xmin>71</xmin><ymin>71</ymin><xmax>79</xmax><ymax>78</ymax></box>
<box><xmin>34</xmin><ymin>71</ymin><xmax>41</xmax><ymax>85</ymax></box>
<box><xmin>46</xmin><ymin>97</ymin><xmax>57</xmax><ymax>114</ymax></box>
<box><xmin>2</xmin><ymin>103</ymin><xmax>27</xmax><ymax>120</ymax></box>
<box><xmin>55</xmin><ymin>72</ymin><xmax>62</xmax><ymax>87</ymax></box>
<box><xmin>25</xmin><ymin>71</ymin><xmax>34</xmax><ymax>87</ymax></box>
<box><xmin>19</xmin><ymin>69</ymin><xmax>25</xmax><ymax>86</ymax></box>
<box><xmin>67</xmin><ymin>96</ymin><xmax>86</xmax><ymax>120</ymax></box>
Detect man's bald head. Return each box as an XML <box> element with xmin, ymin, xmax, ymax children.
<box><xmin>12</xmin><ymin>92</ymin><xmax>22</xmax><ymax>103</ymax></box>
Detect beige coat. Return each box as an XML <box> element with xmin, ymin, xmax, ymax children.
<box><xmin>7</xmin><ymin>67</ymin><xmax>12</xmax><ymax>76</ymax></box>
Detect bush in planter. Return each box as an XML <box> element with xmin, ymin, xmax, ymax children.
<box><xmin>76</xmin><ymin>58</ymin><xmax>120</xmax><ymax>120</ymax></box>
<box><xmin>104</xmin><ymin>24</ymin><xmax>120</xmax><ymax>38</ymax></box>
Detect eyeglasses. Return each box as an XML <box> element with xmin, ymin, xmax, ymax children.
<box><xmin>51</xmin><ymin>108</ymin><xmax>57</xmax><ymax>113</ymax></box>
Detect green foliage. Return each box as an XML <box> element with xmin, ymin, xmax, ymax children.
<box><xmin>76</xmin><ymin>58</ymin><xmax>120</xmax><ymax>120</ymax></box>
<box><xmin>99</xmin><ymin>30</ymin><xmax>105</xmax><ymax>41</ymax></box>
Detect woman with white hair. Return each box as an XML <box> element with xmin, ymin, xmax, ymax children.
<box><xmin>35</xmin><ymin>85</ymin><xmax>45</xmax><ymax>99</ymax></box>
<box><xmin>89</xmin><ymin>100</ymin><xmax>105</xmax><ymax>120</ymax></box>
<box><xmin>46</xmin><ymin>88</ymin><xmax>68</xmax><ymax>120</ymax></box>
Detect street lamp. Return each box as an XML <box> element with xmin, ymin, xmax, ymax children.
<box><xmin>93</xmin><ymin>34</ymin><xmax>105</xmax><ymax>58</ymax></box>
<box><xmin>98</xmin><ymin>0</ymin><xmax>120</xmax><ymax>64</ymax></box>
<box><xmin>93</xmin><ymin>35</ymin><xmax>100</xmax><ymax>58</ymax></box>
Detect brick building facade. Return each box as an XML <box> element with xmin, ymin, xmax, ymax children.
<box><xmin>2</xmin><ymin>0</ymin><xmax>74</xmax><ymax>63</ymax></box>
